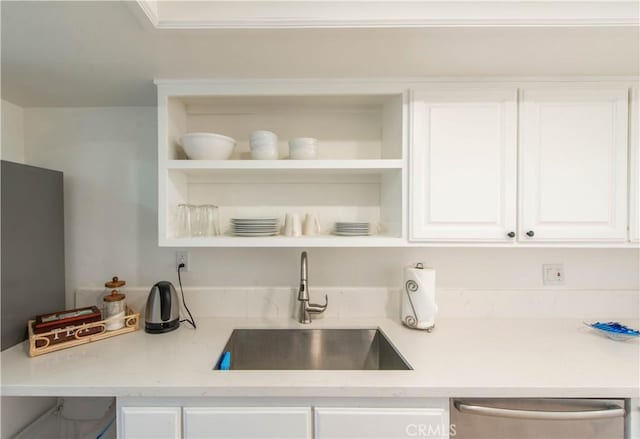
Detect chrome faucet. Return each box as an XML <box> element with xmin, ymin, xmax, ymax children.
<box><xmin>298</xmin><ymin>251</ymin><xmax>328</xmax><ymax>324</ymax></box>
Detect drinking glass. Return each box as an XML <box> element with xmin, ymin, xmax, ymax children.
<box><xmin>175</xmin><ymin>204</ymin><xmax>193</xmax><ymax>238</ymax></box>
<box><xmin>191</xmin><ymin>205</ymin><xmax>206</xmax><ymax>237</ymax></box>
<box><xmin>202</xmin><ymin>205</ymin><xmax>220</xmax><ymax>236</ymax></box>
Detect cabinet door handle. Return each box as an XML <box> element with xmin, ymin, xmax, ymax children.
<box><xmin>507</xmin><ymin>231</ymin><xmax>515</xmax><ymax>238</ymax></box>
<box><xmin>453</xmin><ymin>401</ymin><xmax>625</xmax><ymax>421</ymax></box>
<box><xmin>525</xmin><ymin>230</ymin><xmax>535</xmax><ymax>237</ymax></box>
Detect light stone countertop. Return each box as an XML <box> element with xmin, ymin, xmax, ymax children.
<box><xmin>1</xmin><ymin>317</ymin><xmax>638</xmax><ymax>399</ymax></box>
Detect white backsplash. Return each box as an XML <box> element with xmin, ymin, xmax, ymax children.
<box><xmin>77</xmin><ymin>287</ymin><xmax>639</xmax><ymax>321</ymax></box>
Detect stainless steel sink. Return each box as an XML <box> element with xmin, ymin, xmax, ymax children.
<box><xmin>215</xmin><ymin>328</ymin><xmax>411</xmax><ymax>370</ymax></box>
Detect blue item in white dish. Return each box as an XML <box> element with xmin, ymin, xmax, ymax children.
<box><xmin>584</xmin><ymin>321</ymin><xmax>640</xmax><ymax>341</ymax></box>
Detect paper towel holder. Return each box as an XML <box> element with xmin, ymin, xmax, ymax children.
<box><xmin>402</xmin><ymin>262</ymin><xmax>435</xmax><ymax>332</ymax></box>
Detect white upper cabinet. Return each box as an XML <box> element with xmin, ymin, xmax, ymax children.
<box><xmin>410</xmin><ymin>87</ymin><xmax>517</xmax><ymax>242</ymax></box>
<box><xmin>630</xmin><ymin>87</ymin><xmax>639</xmax><ymax>243</ymax></box>
<box><xmin>157</xmin><ymin>79</ymin><xmax>636</xmax><ymax>247</ymax></box>
<box><xmin>519</xmin><ymin>86</ymin><xmax>629</xmax><ymax>242</ymax></box>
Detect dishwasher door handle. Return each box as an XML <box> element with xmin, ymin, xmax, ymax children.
<box><xmin>453</xmin><ymin>400</ymin><xmax>625</xmax><ymax>421</ymax></box>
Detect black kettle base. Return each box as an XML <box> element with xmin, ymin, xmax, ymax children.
<box><xmin>145</xmin><ymin>319</ymin><xmax>180</xmax><ymax>334</ymax></box>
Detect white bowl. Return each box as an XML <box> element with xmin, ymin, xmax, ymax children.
<box><xmin>180</xmin><ymin>132</ymin><xmax>235</xmax><ymax>160</ymax></box>
<box><xmin>250</xmin><ymin>145</ymin><xmax>278</xmax><ymax>160</ymax></box>
<box><xmin>250</xmin><ymin>138</ymin><xmax>278</xmax><ymax>149</ymax></box>
<box><xmin>289</xmin><ymin>138</ymin><xmax>318</xmax><ymax>160</ymax></box>
<box><xmin>250</xmin><ymin>130</ymin><xmax>277</xmax><ymax>141</ymax></box>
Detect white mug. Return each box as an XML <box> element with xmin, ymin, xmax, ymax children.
<box><xmin>303</xmin><ymin>214</ymin><xmax>321</xmax><ymax>236</ymax></box>
<box><xmin>291</xmin><ymin>214</ymin><xmax>302</xmax><ymax>237</ymax></box>
<box><xmin>284</xmin><ymin>213</ymin><xmax>302</xmax><ymax>237</ymax></box>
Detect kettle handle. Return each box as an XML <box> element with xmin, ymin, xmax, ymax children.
<box><xmin>157</xmin><ymin>282</ymin><xmax>173</xmax><ymax>322</ymax></box>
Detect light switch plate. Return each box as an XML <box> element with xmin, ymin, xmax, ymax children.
<box><xmin>543</xmin><ymin>264</ymin><xmax>564</xmax><ymax>285</ymax></box>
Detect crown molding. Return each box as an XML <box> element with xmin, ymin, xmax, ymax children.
<box><xmin>133</xmin><ymin>1</ymin><xmax>640</xmax><ymax>30</ymax></box>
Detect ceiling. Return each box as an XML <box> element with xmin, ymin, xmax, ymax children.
<box><xmin>2</xmin><ymin>1</ymin><xmax>639</xmax><ymax>107</ymax></box>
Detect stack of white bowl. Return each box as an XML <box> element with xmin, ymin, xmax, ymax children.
<box><xmin>250</xmin><ymin>130</ymin><xmax>278</xmax><ymax>160</ymax></box>
<box><xmin>289</xmin><ymin>137</ymin><xmax>318</xmax><ymax>160</ymax></box>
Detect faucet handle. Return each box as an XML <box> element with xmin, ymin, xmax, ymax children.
<box><xmin>308</xmin><ymin>294</ymin><xmax>328</xmax><ymax>313</ymax></box>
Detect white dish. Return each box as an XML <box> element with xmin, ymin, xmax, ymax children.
<box><xmin>180</xmin><ymin>132</ymin><xmax>235</xmax><ymax>160</ymax></box>
<box><xmin>250</xmin><ymin>130</ymin><xmax>277</xmax><ymax>141</ymax></box>
<box><xmin>231</xmin><ymin>224</ymin><xmax>279</xmax><ymax>228</ymax></box>
<box><xmin>250</xmin><ymin>145</ymin><xmax>278</xmax><ymax>160</ymax></box>
<box><xmin>232</xmin><ymin>231</ymin><xmax>280</xmax><ymax>237</ymax></box>
<box><xmin>289</xmin><ymin>137</ymin><xmax>318</xmax><ymax>160</ymax></box>
<box><xmin>231</xmin><ymin>226</ymin><xmax>278</xmax><ymax>229</ymax></box>
<box><xmin>231</xmin><ymin>224</ymin><xmax>279</xmax><ymax>227</ymax></box>
<box><xmin>250</xmin><ymin>131</ymin><xmax>279</xmax><ymax>159</ymax></box>
<box><xmin>231</xmin><ymin>225</ymin><xmax>279</xmax><ymax>229</ymax></box>
<box><xmin>231</xmin><ymin>217</ymin><xmax>279</xmax><ymax>221</ymax></box>
<box><xmin>231</xmin><ymin>222</ymin><xmax>279</xmax><ymax>226</ymax></box>
<box><xmin>250</xmin><ymin>140</ymin><xmax>277</xmax><ymax>149</ymax></box>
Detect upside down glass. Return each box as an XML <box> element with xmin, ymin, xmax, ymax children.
<box><xmin>175</xmin><ymin>204</ymin><xmax>193</xmax><ymax>238</ymax></box>
<box><xmin>191</xmin><ymin>205</ymin><xmax>220</xmax><ymax>237</ymax></box>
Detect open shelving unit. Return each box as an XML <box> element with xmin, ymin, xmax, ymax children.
<box><xmin>156</xmin><ymin>81</ymin><xmax>408</xmax><ymax>247</ymax></box>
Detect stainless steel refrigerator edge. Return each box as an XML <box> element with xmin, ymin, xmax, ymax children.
<box><xmin>1</xmin><ymin>160</ymin><xmax>65</xmax><ymax>350</ymax></box>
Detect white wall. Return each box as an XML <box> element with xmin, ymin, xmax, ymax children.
<box><xmin>1</xmin><ymin>99</ymin><xmax>25</xmax><ymax>163</ymax></box>
<box><xmin>23</xmin><ymin>107</ymin><xmax>640</xmax><ymax>306</ymax></box>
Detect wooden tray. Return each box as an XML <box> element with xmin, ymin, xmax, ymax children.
<box><xmin>27</xmin><ymin>306</ymin><xmax>139</xmax><ymax>357</ymax></box>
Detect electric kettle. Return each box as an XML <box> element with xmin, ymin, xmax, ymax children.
<box><xmin>145</xmin><ymin>281</ymin><xmax>180</xmax><ymax>333</ymax></box>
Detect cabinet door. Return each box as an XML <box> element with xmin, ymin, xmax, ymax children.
<box><xmin>120</xmin><ymin>407</ymin><xmax>181</xmax><ymax>439</ymax></box>
<box><xmin>519</xmin><ymin>86</ymin><xmax>629</xmax><ymax>242</ymax></box>
<box><xmin>315</xmin><ymin>407</ymin><xmax>448</xmax><ymax>439</ymax></box>
<box><xmin>410</xmin><ymin>88</ymin><xmax>517</xmax><ymax>241</ymax></box>
<box><xmin>630</xmin><ymin>87</ymin><xmax>639</xmax><ymax>243</ymax></box>
<box><xmin>183</xmin><ymin>407</ymin><xmax>311</xmax><ymax>439</ymax></box>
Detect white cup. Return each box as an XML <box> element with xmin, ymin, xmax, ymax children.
<box><xmin>303</xmin><ymin>214</ymin><xmax>321</xmax><ymax>236</ymax></box>
<box><xmin>284</xmin><ymin>213</ymin><xmax>302</xmax><ymax>237</ymax></box>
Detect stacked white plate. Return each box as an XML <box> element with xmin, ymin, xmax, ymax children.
<box><xmin>230</xmin><ymin>218</ymin><xmax>280</xmax><ymax>237</ymax></box>
<box><xmin>334</xmin><ymin>222</ymin><xmax>370</xmax><ymax>236</ymax></box>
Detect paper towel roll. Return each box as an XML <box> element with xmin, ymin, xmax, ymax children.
<box><xmin>402</xmin><ymin>265</ymin><xmax>437</xmax><ymax>330</ymax></box>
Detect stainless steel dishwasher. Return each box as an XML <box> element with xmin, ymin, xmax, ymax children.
<box><xmin>450</xmin><ymin>399</ymin><xmax>626</xmax><ymax>439</ymax></box>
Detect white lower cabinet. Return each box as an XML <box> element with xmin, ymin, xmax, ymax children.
<box><xmin>119</xmin><ymin>401</ymin><xmax>450</xmax><ymax>439</ymax></box>
<box><xmin>182</xmin><ymin>407</ymin><xmax>312</xmax><ymax>439</ymax></box>
<box><xmin>120</xmin><ymin>407</ymin><xmax>181</xmax><ymax>439</ymax></box>
<box><xmin>314</xmin><ymin>407</ymin><xmax>448</xmax><ymax>439</ymax></box>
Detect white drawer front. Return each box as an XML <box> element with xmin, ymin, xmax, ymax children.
<box><xmin>183</xmin><ymin>407</ymin><xmax>311</xmax><ymax>439</ymax></box>
<box><xmin>120</xmin><ymin>407</ymin><xmax>181</xmax><ymax>439</ymax></box>
<box><xmin>315</xmin><ymin>407</ymin><xmax>448</xmax><ymax>439</ymax></box>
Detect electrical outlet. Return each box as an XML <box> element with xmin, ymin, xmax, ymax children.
<box><xmin>543</xmin><ymin>264</ymin><xmax>564</xmax><ymax>285</ymax></box>
<box><xmin>176</xmin><ymin>251</ymin><xmax>189</xmax><ymax>272</ymax></box>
